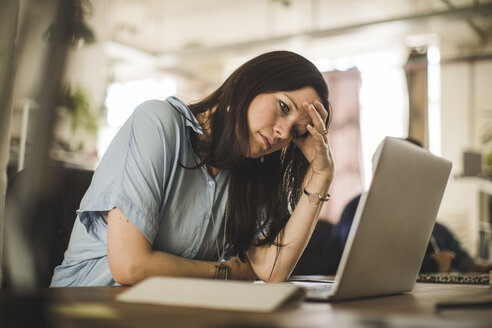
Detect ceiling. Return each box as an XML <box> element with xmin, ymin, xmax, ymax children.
<box><xmin>84</xmin><ymin>0</ymin><xmax>492</xmax><ymax>85</ymax></box>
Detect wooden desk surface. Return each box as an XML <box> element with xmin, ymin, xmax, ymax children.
<box><xmin>2</xmin><ymin>283</ymin><xmax>491</xmax><ymax>328</ymax></box>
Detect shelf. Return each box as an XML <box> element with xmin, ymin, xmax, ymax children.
<box><xmin>478</xmin><ymin>178</ymin><xmax>492</xmax><ymax>195</ymax></box>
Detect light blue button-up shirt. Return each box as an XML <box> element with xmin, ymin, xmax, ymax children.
<box><xmin>51</xmin><ymin>97</ymin><xmax>231</xmax><ymax>287</ymax></box>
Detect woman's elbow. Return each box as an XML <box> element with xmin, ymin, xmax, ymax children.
<box><xmin>253</xmin><ymin>265</ymin><xmax>289</xmax><ymax>283</ymax></box>
<box><xmin>258</xmin><ymin>273</ymin><xmax>289</xmax><ymax>283</ymax></box>
<box><xmin>108</xmin><ymin>255</ymin><xmax>145</xmax><ymax>285</ymax></box>
<box><xmin>266</xmin><ymin>275</ymin><xmax>288</xmax><ymax>283</ymax></box>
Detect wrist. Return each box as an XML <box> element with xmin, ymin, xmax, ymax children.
<box><xmin>225</xmin><ymin>257</ymin><xmax>257</xmax><ymax>281</ymax></box>
<box><xmin>305</xmin><ymin>172</ymin><xmax>332</xmax><ymax>194</ymax></box>
<box><xmin>303</xmin><ymin>168</ymin><xmax>332</xmax><ymax>204</ymax></box>
<box><xmin>214</xmin><ymin>261</ymin><xmax>229</xmax><ymax>280</ymax></box>
<box><xmin>303</xmin><ymin>188</ymin><xmax>330</xmax><ymax>205</ymax></box>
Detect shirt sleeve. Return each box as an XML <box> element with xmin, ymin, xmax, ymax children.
<box><xmin>440</xmin><ymin>225</ymin><xmax>472</xmax><ymax>272</ymax></box>
<box><xmin>419</xmin><ymin>254</ymin><xmax>439</xmax><ymax>273</ymax></box>
<box><xmin>77</xmin><ymin>100</ymin><xmax>183</xmax><ymax>243</ymax></box>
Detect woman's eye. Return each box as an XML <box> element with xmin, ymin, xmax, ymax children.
<box><xmin>291</xmin><ymin>129</ymin><xmax>309</xmax><ymax>139</ymax></box>
<box><xmin>279</xmin><ymin>101</ymin><xmax>289</xmax><ymax>114</ymax></box>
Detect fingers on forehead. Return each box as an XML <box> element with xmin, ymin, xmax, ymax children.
<box><xmin>309</xmin><ymin>103</ymin><xmax>325</xmax><ymax>124</ymax></box>
<box><xmin>313</xmin><ymin>101</ymin><xmax>329</xmax><ymax>120</ymax></box>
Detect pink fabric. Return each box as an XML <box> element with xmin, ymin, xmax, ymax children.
<box><xmin>319</xmin><ymin>69</ymin><xmax>364</xmax><ymax>224</ymax></box>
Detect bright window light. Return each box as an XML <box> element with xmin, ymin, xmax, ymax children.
<box><xmin>427</xmin><ymin>45</ymin><xmax>441</xmax><ymax>156</ymax></box>
<box><xmin>98</xmin><ymin>77</ymin><xmax>177</xmax><ymax>158</ymax></box>
<box><xmin>105</xmin><ymin>78</ymin><xmax>177</xmax><ymax>127</ymax></box>
<box><xmin>314</xmin><ymin>51</ymin><xmax>407</xmax><ymax>188</ymax></box>
<box><xmin>357</xmin><ymin>52</ymin><xmax>407</xmax><ymax>188</ymax></box>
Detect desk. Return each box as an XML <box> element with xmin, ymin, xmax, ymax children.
<box><xmin>2</xmin><ymin>283</ymin><xmax>491</xmax><ymax>328</ymax></box>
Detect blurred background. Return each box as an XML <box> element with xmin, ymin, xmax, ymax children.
<box><xmin>1</xmin><ymin>0</ymin><xmax>492</xmax><ymax>276</ymax></box>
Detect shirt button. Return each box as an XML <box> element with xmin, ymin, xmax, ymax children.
<box><xmin>205</xmin><ymin>213</ymin><xmax>210</xmax><ymax>220</ymax></box>
<box><xmin>208</xmin><ymin>180</ymin><xmax>214</xmax><ymax>186</ymax></box>
<box><xmin>192</xmin><ymin>248</ymin><xmax>198</xmax><ymax>256</ymax></box>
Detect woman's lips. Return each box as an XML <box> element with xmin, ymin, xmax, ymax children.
<box><xmin>260</xmin><ymin>133</ymin><xmax>272</xmax><ymax>150</ymax></box>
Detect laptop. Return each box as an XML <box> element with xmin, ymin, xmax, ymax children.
<box><xmin>289</xmin><ymin>137</ymin><xmax>452</xmax><ymax>301</ymax></box>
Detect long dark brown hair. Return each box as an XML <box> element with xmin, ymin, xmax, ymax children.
<box><xmin>186</xmin><ymin>51</ymin><xmax>330</xmax><ymax>260</ymax></box>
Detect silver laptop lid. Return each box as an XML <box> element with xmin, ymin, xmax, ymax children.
<box><xmin>331</xmin><ymin>137</ymin><xmax>452</xmax><ymax>300</ymax></box>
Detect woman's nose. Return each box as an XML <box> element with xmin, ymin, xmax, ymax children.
<box><xmin>273</xmin><ymin>120</ymin><xmax>292</xmax><ymax>142</ymax></box>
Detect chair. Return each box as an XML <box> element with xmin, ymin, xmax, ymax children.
<box><xmin>292</xmin><ymin>220</ymin><xmax>334</xmax><ymax>275</ymax></box>
<box><xmin>3</xmin><ymin>166</ymin><xmax>93</xmax><ymax>288</ymax></box>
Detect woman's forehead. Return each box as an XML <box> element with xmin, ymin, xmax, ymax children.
<box><xmin>285</xmin><ymin>87</ymin><xmax>321</xmax><ymax>103</ymax></box>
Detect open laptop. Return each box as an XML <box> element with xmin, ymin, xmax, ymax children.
<box><xmin>290</xmin><ymin>137</ymin><xmax>452</xmax><ymax>301</ymax></box>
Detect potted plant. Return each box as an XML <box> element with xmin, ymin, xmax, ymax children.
<box><xmin>54</xmin><ymin>84</ymin><xmax>98</xmax><ymax>156</ymax></box>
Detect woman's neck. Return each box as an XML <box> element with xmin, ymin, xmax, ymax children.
<box><xmin>207</xmin><ymin>165</ymin><xmax>220</xmax><ymax>178</ymax></box>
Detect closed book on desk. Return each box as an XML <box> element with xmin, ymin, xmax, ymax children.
<box><xmin>116</xmin><ymin>277</ymin><xmax>306</xmax><ymax>312</ymax></box>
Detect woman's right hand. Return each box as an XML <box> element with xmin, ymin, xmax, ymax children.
<box><xmin>431</xmin><ymin>250</ymin><xmax>455</xmax><ymax>273</ymax></box>
<box><xmin>292</xmin><ymin>100</ymin><xmax>334</xmax><ymax>182</ymax></box>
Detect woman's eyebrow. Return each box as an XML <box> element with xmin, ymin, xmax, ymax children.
<box><xmin>284</xmin><ymin>94</ymin><xmax>299</xmax><ymax>112</ymax></box>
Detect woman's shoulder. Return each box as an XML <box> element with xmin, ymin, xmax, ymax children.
<box><xmin>133</xmin><ymin>98</ymin><xmax>182</xmax><ymax>122</ymax></box>
<box><xmin>132</xmin><ymin>97</ymin><xmax>200</xmax><ymax>132</ymax></box>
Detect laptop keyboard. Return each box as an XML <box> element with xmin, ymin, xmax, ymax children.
<box><xmin>417</xmin><ymin>272</ymin><xmax>489</xmax><ymax>285</ymax></box>
<box><xmin>305</xmin><ymin>282</ymin><xmax>334</xmax><ymax>293</ymax></box>
<box><xmin>289</xmin><ymin>279</ymin><xmax>335</xmax><ymax>298</ymax></box>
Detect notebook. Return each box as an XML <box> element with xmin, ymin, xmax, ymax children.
<box><xmin>290</xmin><ymin>137</ymin><xmax>452</xmax><ymax>301</ymax></box>
<box><xmin>116</xmin><ymin>276</ymin><xmax>305</xmax><ymax>312</ymax></box>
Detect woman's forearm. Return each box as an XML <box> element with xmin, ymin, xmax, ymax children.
<box><xmin>113</xmin><ymin>250</ymin><xmax>216</xmax><ymax>285</ymax></box>
<box><xmin>248</xmin><ymin>172</ymin><xmax>332</xmax><ymax>282</ymax></box>
<box><xmin>107</xmin><ymin>208</ymin><xmax>255</xmax><ymax>285</ymax></box>
<box><xmin>107</xmin><ymin>208</ymin><xmax>213</xmax><ymax>284</ymax></box>
<box><xmin>119</xmin><ymin>251</ymin><xmax>256</xmax><ymax>285</ymax></box>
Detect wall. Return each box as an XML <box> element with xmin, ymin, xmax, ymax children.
<box><xmin>438</xmin><ymin>58</ymin><xmax>492</xmax><ymax>257</ymax></box>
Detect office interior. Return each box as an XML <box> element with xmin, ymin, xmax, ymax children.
<box><xmin>1</xmin><ymin>0</ymin><xmax>492</xmax><ymax>294</ymax></box>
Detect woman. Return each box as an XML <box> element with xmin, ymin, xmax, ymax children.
<box><xmin>51</xmin><ymin>51</ymin><xmax>334</xmax><ymax>287</ymax></box>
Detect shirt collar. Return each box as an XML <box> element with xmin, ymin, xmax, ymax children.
<box><xmin>167</xmin><ymin>96</ymin><xmax>203</xmax><ymax>135</ymax></box>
